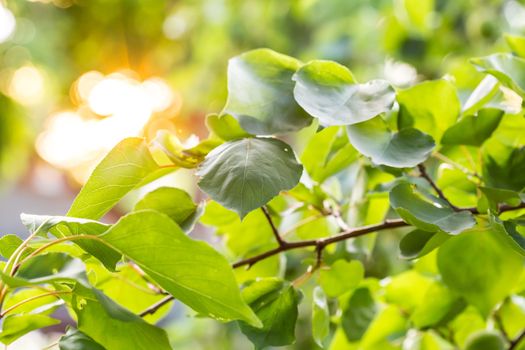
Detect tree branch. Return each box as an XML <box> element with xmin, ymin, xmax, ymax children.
<box><xmin>418</xmin><ymin>164</ymin><xmax>459</xmax><ymax>211</ymax></box>
<box><xmin>261</xmin><ymin>206</ymin><xmax>286</xmax><ymax>247</ymax></box>
<box><xmin>233</xmin><ymin>202</ymin><xmax>525</xmax><ymax>269</ymax></box>
<box><xmin>509</xmin><ymin>329</ymin><xmax>525</xmax><ymax>350</ymax></box>
<box><xmin>139</xmin><ymin>295</ymin><xmax>174</xmax><ymax>317</ymax></box>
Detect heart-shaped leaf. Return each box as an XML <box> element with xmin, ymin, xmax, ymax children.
<box><xmin>293</xmin><ymin>60</ymin><xmax>395</xmax><ymax>126</ymax></box>
<box><xmin>346</xmin><ymin>116</ymin><xmax>435</xmax><ymax>168</ymax></box>
<box><xmin>197</xmin><ymin>137</ymin><xmax>302</xmax><ymax>218</ymax></box>
<box><xmin>223</xmin><ymin>49</ymin><xmax>312</xmax><ymax>135</ymax></box>
<box><xmin>390</xmin><ymin>183</ymin><xmax>476</xmax><ymax>235</ymax></box>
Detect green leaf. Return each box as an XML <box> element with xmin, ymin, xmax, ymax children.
<box><xmin>384</xmin><ymin>270</ymin><xmax>432</xmax><ymax>313</ymax></box>
<box><xmin>399</xmin><ymin>229</ymin><xmax>449</xmax><ymax>259</ymax></box>
<box><xmin>312</xmin><ymin>287</ymin><xmax>330</xmax><ymax>347</ymax></box>
<box><xmin>20</xmin><ymin>214</ymin><xmax>120</xmax><ymax>271</ymax></box>
<box><xmin>0</xmin><ymin>234</ymin><xmax>25</xmax><ymax>259</ymax></box>
<box><xmin>341</xmin><ymin>287</ymin><xmax>377</xmax><ymax>342</ymax></box>
<box><xmin>223</xmin><ymin>48</ymin><xmax>312</xmax><ymax>135</ymax></box>
<box><xmin>441</xmin><ymin>109</ymin><xmax>503</xmax><ymax>146</ymax></box>
<box><xmin>462</xmin><ymin>76</ymin><xmax>500</xmax><ymax>115</ymax></box>
<box><xmin>59</xmin><ymin>328</ymin><xmax>105</xmax><ymax>350</ymax></box>
<box><xmin>479</xmin><ymin>187</ymin><xmax>523</xmax><ymax>213</ymax></box>
<box><xmin>390</xmin><ymin>183</ymin><xmax>476</xmax><ymax>234</ymax></box>
<box><xmin>411</xmin><ymin>281</ymin><xmax>462</xmax><ymax>329</ymax></box>
<box><xmin>301</xmin><ymin>126</ymin><xmax>358</xmax><ymax>183</ymax></box>
<box><xmin>346</xmin><ymin>116</ymin><xmax>435</xmax><ymax>168</ymax></box>
<box><xmin>464</xmin><ymin>331</ymin><xmax>505</xmax><ymax>350</ymax></box>
<box><xmin>99</xmin><ymin>210</ymin><xmax>260</xmax><ymax>326</ymax></box>
<box><xmin>483</xmin><ymin>144</ymin><xmax>525</xmax><ymax>192</ymax></box>
<box><xmin>319</xmin><ymin>259</ymin><xmax>364</xmax><ymax>298</ymax></box>
<box><xmin>471</xmin><ymin>53</ymin><xmax>525</xmax><ymax>96</ymax></box>
<box><xmin>239</xmin><ymin>278</ymin><xmax>300</xmax><ymax>350</ymax></box>
<box><xmin>152</xmin><ymin>130</ymin><xmax>220</xmax><ymax>168</ymax></box>
<box><xmin>0</xmin><ymin>314</ymin><xmax>60</xmax><ymax>345</ymax></box>
<box><xmin>133</xmin><ymin>187</ymin><xmax>199</xmax><ymax>232</ymax></box>
<box><xmin>197</xmin><ymin>138</ymin><xmax>302</xmax><ymax>218</ymax></box>
<box><xmin>490</xmin><ymin>214</ymin><xmax>525</xmax><ymax>257</ymax></box>
<box><xmin>67</xmin><ymin>138</ymin><xmax>159</xmax><ymax>220</ymax></box>
<box><xmin>206</xmin><ymin>113</ymin><xmax>252</xmax><ymax>141</ymax></box>
<box><xmin>293</xmin><ymin>60</ymin><xmax>395</xmax><ymax>126</ymax></box>
<box><xmin>73</xmin><ymin>286</ymin><xmax>171</xmax><ymax>350</ymax></box>
<box><xmin>10</xmin><ymin>252</ymin><xmax>87</xmax><ymax>287</ymax></box>
<box><xmin>397</xmin><ymin>80</ymin><xmax>460</xmax><ymax>141</ymax></box>
<box><xmin>505</xmin><ymin>33</ymin><xmax>525</xmax><ymax>58</ymax></box>
<box><xmin>437</xmin><ymin>228</ymin><xmax>524</xmax><ymax>317</ymax></box>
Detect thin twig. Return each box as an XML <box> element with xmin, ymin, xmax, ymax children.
<box><xmin>509</xmin><ymin>329</ymin><xmax>525</xmax><ymax>350</ymax></box>
<box><xmin>432</xmin><ymin>152</ymin><xmax>482</xmax><ymax>180</ymax></box>
<box><xmin>139</xmin><ymin>295</ymin><xmax>174</xmax><ymax>317</ymax></box>
<box><xmin>418</xmin><ymin>164</ymin><xmax>460</xmax><ymax>211</ymax></box>
<box><xmin>261</xmin><ymin>206</ymin><xmax>286</xmax><ymax>247</ymax></box>
<box><xmin>0</xmin><ymin>291</ymin><xmax>70</xmax><ymax>318</ymax></box>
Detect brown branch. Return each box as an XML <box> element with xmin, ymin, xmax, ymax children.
<box><xmin>139</xmin><ymin>295</ymin><xmax>174</xmax><ymax>317</ymax></box>
<box><xmin>232</xmin><ymin>219</ymin><xmax>407</xmax><ymax>268</ymax></box>
<box><xmin>261</xmin><ymin>206</ymin><xmax>286</xmax><ymax>247</ymax></box>
<box><xmin>233</xmin><ymin>202</ymin><xmax>525</xmax><ymax>269</ymax></box>
<box><xmin>418</xmin><ymin>164</ymin><xmax>460</xmax><ymax>211</ymax></box>
<box><xmin>509</xmin><ymin>329</ymin><xmax>525</xmax><ymax>350</ymax></box>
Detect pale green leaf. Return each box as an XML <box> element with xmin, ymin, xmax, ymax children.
<box><xmin>0</xmin><ymin>314</ymin><xmax>60</xmax><ymax>345</ymax></box>
<box><xmin>471</xmin><ymin>53</ymin><xmax>525</xmax><ymax>96</ymax></box>
<box><xmin>312</xmin><ymin>286</ymin><xmax>330</xmax><ymax>347</ymax></box>
<box><xmin>293</xmin><ymin>60</ymin><xmax>395</xmax><ymax>126</ymax></box>
<box><xmin>397</xmin><ymin>80</ymin><xmax>460</xmax><ymax>141</ymax></box>
<box><xmin>319</xmin><ymin>259</ymin><xmax>364</xmax><ymax>298</ymax></box>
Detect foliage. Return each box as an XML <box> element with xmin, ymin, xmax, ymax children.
<box><xmin>1</xmin><ymin>32</ymin><xmax>525</xmax><ymax>350</ymax></box>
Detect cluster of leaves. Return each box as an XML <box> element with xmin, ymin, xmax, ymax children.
<box><xmin>1</xmin><ymin>35</ymin><xmax>525</xmax><ymax>349</ymax></box>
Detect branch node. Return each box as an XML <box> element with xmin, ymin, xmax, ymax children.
<box><xmin>417</xmin><ymin>163</ymin><xmax>460</xmax><ymax>211</ymax></box>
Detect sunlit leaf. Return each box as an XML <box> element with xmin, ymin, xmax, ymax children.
<box><xmin>312</xmin><ymin>286</ymin><xmax>330</xmax><ymax>347</ymax></box>
<box><xmin>319</xmin><ymin>259</ymin><xmax>364</xmax><ymax>297</ymax></box>
<box><xmin>471</xmin><ymin>53</ymin><xmax>525</xmax><ymax>96</ymax></box>
<box><xmin>0</xmin><ymin>314</ymin><xmax>60</xmax><ymax>345</ymax></box>
<box><xmin>441</xmin><ymin>109</ymin><xmax>503</xmax><ymax>146</ymax></box>
<box><xmin>293</xmin><ymin>60</ymin><xmax>395</xmax><ymax>126</ymax></box>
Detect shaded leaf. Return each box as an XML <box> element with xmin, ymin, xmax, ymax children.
<box><xmin>239</xmin><ymin>278</ymin><xmax>300</xmax><ymax>350</ymax></box>
<box><xmin>346</xmin><ymin>116</ymin><xmax>435</xmax><ymax>168</ymax></box>
<box><xmin>197</xmin><ymin>138</ymin><xmax>302</xmax><ymax>218</ymax></box>
<box><xmin>464</xmin><ymin>331</ymin><xmax>505</xmax><ymax>350</ymax></box>
<box><xmin>223</xmin><ymin>48</ymin><xmax>312</xmax><ymax>135</ymax></box>
<box><xmin>441</xmin><ymin>109</ymin><xmax>503</xmax><ymax>146</ymax></box>
<box><xmin>59</xmin><ymin>328</ymin><xmax>105</xmax><ymax>350</ymax></box>
<box><xmin>399</xmin><ymin>229</ymin><xmax>449</xmax><ymax>259</ymax></box>
<box><xmin>390</xmin><ymin>183</ymin><xmax>476</xmax><ymax>234</ymax></box>
<box><xmin>341</xmin><ymin>287</ymin><xmax>377</xmax><ymax>341</ymax></box>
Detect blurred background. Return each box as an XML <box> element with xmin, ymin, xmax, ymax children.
<box><xmin>0</xmin><ymin>0</ymin><xmax>523</xmax><ymax>348</ymax></box>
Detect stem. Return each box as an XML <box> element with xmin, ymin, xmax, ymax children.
<box><xmin>432</xmin><ymin>152</ymin><xmax>482</xmax><ymax>180</ymax></box>
<box><xmin>13</xmin><ymin>234</ymin><xmax>104</xmax><ymax>275</ymax></box>
<box><xmin>261</xmin><ymin>206</ymin><xmax>286</xmax><ymax>247</ymax></box>
<box><xmin>139</xmin><ymin>295</ymin><xmax>174</xmax><ymax>317</ymax></box>
<box><xmin>418</xmin><ymin>164</ymin><xmax>459</xmax><ymax>211</ymax></box>
<box><xmin>0</xmin><ymin>291</ymin><xmax>70</xmax><ymax>318</ymax></box>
